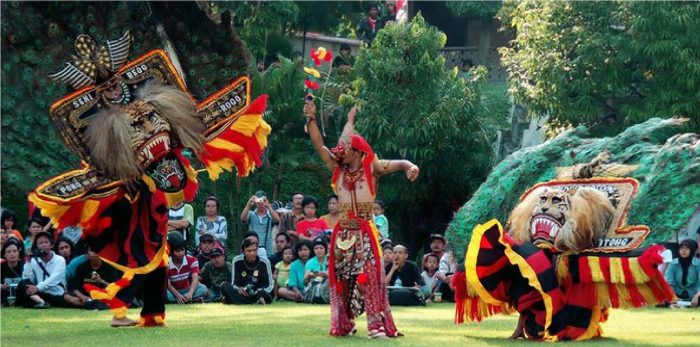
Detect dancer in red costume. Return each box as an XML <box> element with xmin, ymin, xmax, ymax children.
<box><xmin>303</xmin><ymin>102</ymin><xmax>419</xmax><ymax>338</ymax></box>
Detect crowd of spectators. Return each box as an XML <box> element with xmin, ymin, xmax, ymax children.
<box><xmin>4</xmin><ymin>191</ymin><xmax>697</xmax><ymax>312</ymax></box>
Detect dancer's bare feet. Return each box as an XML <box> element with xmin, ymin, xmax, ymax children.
<box><xmin>111</xmin><ymin>317</ymin><xmax>138</xmax><ymax>327</ymax></box>
<box><xmin>508</xmin><ymin>315</ymin><xmax>525</xmax><ymax>339</ymax></box>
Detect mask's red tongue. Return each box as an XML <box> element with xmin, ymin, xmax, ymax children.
<box><xmin>534</xmin><ymin>221</ymin><xmax>552</xmax><ymax>239</ymax></box>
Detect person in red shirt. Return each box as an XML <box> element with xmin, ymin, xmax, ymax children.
<box><xmin>166</xmin><ymin>234</ymin><xmax>209</xmax><ymax>304</ymax></box>
<box><xmin>295</xmin><ymin>197</ymin><xmax>329</xmax><ymax>242</ymax></box>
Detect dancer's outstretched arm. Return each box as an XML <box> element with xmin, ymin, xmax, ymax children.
<box><xmin>374</xmin><ymin>158</ymin><xmax>420</xmax><ymax>182</ymax></box>
<box><xmin>303</xmin><ymin>102</ymin><xmax>336</xmax><ymax>172</ymax></box>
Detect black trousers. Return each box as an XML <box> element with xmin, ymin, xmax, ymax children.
<box><xmin>220</xmin><ymin>283</ymin><xmax>272</xmax><ymax>304</ymax></box>
<box><xmin>439</xmin><ymin>281</ymin><xmax>455</xmax><ymax>302</ymax></box>
<box><xmin>15</xmin><ymin>279</ymin><xmax>68</xmax><ymax>308</ymax></box>
<box><xmin>112</xmin><ymin>267</ymin><xmax>166</xmax><ymax>316</ymax></box>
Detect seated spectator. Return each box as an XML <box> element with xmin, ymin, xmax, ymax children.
<box><xmin>194</xmin><ymin>233</ymin><xmax>225</xmax><ymax>268</ymax></box>
<box><xmin>381</xmin><ymin>239</ymin><xmax>394</xmax><ymax>266</ymax></box>
<box><xmin>54</xmin><ymin>236</ymin><xmax>76</xmax><ymax>265</ymax></box>
<box><xmin>57</xmin><ymin>226</ymin><xmax>87</xmax><ymax>256</ymax></box>
<box><xmin>1</xmin><ymin>239</ymin><xmax>25</xmax><ymax>306</ymax></box>
<box><xmin>195</xmin><ymin>196</ymin><xmax>228</xmax><ymax>249</ymax></box>
<box><xmin>385</xmin><ymin>245</ymin><xmax>425</xmax><ymax>306</ymax></box>
<box><xmin>665</xmin><ymin>239</ymin><xmax>700</xmax><ymax>306</ymax></box>
<box><xmin>420</xmin><ymin>253</ymin><xmax>441</xmax><ymax>301</ymax></box>
<box><xmin>303</xmin><ymin>237</ymin><xmax>330</xmax><ymax>303</ymax></box>
<box><xmin>16</xmin><ymin>231</ymin><xmax>67</xmax><ymax>308</ymax></box>
<box><xmin>373</xmin><ymin>200</ymin><xmax>389</xmax><ymax>239</ymax></box>
<box><xmin>320</xmin><ymin>194</ymin><xmax>340</xmax><ymax>230</ymax></box>
<box><xmin>268</xmin><ymin>232</ymin><xmax>291</xmax><ymax>268</ymax></box>
<box><xmin>273</xmin><ymin>246</ymin><xmax>294</xmax><ymax>298</ymax></box>
<box><xmin>437</xmin><ymin>250</ymin><xmax>457</xmax><ymax>302</ymax></box>
<box><xmin>24</xmin><ymin>217</ymin><xmax>45</xmax><ymax>257</ymax></box>
<box><xmin>278</xmin><ymin>240</ymin><xmax>312</xmax><ymax>302</ymax></box>
<box><xmin>240</xmin><ymin>191</ymin><xmax>280</xmax><ymax>253</ymax></box>
<box><xmin>168</xmin><ymin>201</ymin><xmax>194</xmax><ymax>245</ymax></box>
<box><xmin>166</xmin><ymin>237</ymin><xmax>209</xmax><ymax>304</ymax></box>
<box><xmin>427</xmin><ymin>232</ymin><xmax>456</xmax><ymax>301</ymax></box>
<box><xmin>199</xmin><ymin>248</ymin><xmax>231</xmax><ymax>302</ymax></box>
<box><xmin>332</xmin><ymin>44</ymin><xmax>355</xmax><ymax>72</ymax></box>
<box><xmin>222</xmin><ymin>239</ymin><xmax>273</xmax><ymax>305</ymax></box>
<box><xmin>243</xmin><ymin>231</ymin><xmax>268</xmax><ymax>258</ymax></box>
<box><xmin>65</xmin><ymin>249</ymin><xmax>121</xmax><ymax>309</ymax></box>
<box><xmin>1</xmin><ymin>210</ymin><xmax>23</xmax><ymax>242</ymax></box>
<box><xmin>295</xmin><ymin>196</ymin><xmax>328</xmax><ymax>242</ymax></box>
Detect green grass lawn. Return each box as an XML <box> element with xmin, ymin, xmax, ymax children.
<box><xmin>1</xmin><ymin>302</ymin><xmax>697</xmax><ymax>346</ymax></box>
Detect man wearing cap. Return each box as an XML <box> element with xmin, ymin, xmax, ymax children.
<box><xmin>199</xmin><ymin>247</ymin><xmax>231</xmax><ymax>302</ymax></box>
<box><xmin>195</xmin><ymin>233</ymin><xmax>225</xmax><ymax>268</ymax></box>
<box><xmin>17</xmin><ymin>231</ymin><xmax>67</xmax><ymax>309</ymax></box>
<box><xmin>428</xmin><ymin>233</ymin><xmax>456</xmax><ymax>302</ymax></box>
<box><xmin>303</xmin><ymin>100</ymin><xmax>419</xmax><ymax>338</ymax></box>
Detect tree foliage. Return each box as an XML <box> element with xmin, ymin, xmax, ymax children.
<box><xmin>350</xmin><ymin>14</ymin><xmax>506</xmax><ymax>250</ymax></box>
<box><xmin>499</xmin><ymin>1</ymin><xmax>700</xmax><ymax>134</ymax></box>
<box><xmin>446</xmin><ymin>1</ymin><xmax>502</xmax><ymax>19</ymax></box>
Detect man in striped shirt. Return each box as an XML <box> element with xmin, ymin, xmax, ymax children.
<box><xmin>166</xmin><ymin>235</ymin><xmax>209</xmax><ymax>303</ymax></box>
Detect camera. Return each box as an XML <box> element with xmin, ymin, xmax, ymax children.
<box><xmin>245</xmin><ymin>284</ymin><xmax>257</xmax><ymax>296</ymax></box>
<box><xmin>32</xmin><ymin>250</ymin><xmax>48</xmax><ymax>258</ymax></box>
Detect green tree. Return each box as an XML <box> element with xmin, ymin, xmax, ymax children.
<box><xmin>499</xmin><ymin>0</ymin><xmax>700</xmax><ymax>134</ymax></box>
<box><xmin>351</xmin><ymin>14</ymin><xmax>506</xmax><ymax>251</ymax></box>
<box><xmin>446</xmin><ymin>1</ymin><xmax>502</xmax><ymax>19</ymax></box>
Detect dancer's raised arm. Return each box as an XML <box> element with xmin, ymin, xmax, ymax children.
<box><xmin>303</xmin><ymin>102</ymin><xmax>336</xmax><ymax>171</ymax></box>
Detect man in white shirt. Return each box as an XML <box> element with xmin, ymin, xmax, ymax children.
<box><xmin>17</xmin><ymin>231</ymin><xmax>68</xmax><ymax>308</ymax></box>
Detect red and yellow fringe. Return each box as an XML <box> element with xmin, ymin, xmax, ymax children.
<box><xmin>199</xmin><ymin>95</ymin><xmax>271</xmax><ymax>180</ymax></box>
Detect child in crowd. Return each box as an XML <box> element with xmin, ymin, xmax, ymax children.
<box><xmin>295</xmin><ymin>196</ymin><xmax>329</xmax><ymax>241</ymax></box>
<box><xmin>166</xmin><ymin>235</ymin><xmax>209</xmax><ymax>304</ymax></box>
<box><xmin>381</xmin><ymin>239</ymin><xmax>394</xmax><ymax>266</ymax></box>
<box><xmin>278</xmin><ymin>240</ymin><xmax>311</xmax><ymax>301</ymax></box>
<box><xmin>373</xmin><ymin>200</ymin><xmax>389</xmax><ymax>239</ymax></box>
<box><xmin>420</xmin><ymin>253</ymin><xmax>441</xmax><ymax>301</ymax></box>
<box><xmin>273</xmin><ymin>247</ymin><xmax>294</xmax><ymax>298</ymax></box>
<box><xmin>1</xmin><ymin>210</ymin><xmax>23</xmax><ymax>242</ymax></box>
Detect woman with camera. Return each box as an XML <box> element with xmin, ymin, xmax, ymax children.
<box><xmin>222</xmin><ymin>238</ymin><xmax>273</xmax><ymax>304</ymax></box>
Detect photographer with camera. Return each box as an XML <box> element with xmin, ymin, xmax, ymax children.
<box><xmin>240</xmin><ymin>191</ymin><xmax>280</xmax><ymax>253</ymax></box>
<box><xmin>16</xmin><ymin>231</ymin><xmax>68</xmax><ymax>308</ymax></box>
<box><xmin>222</xmin><ymin>238</ymin><xmax>273</xmax><ymax>305</ymax></box>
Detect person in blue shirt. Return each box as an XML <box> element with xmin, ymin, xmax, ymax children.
<box><xmin>240</xmin><ymin>191</ymin><xmax>280</xmax><ymax>252</ymax></box>
<box><xmin>277</xmin><ymin>240</ymin><xmax>311</xmax><ymax>302</ymax></box>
